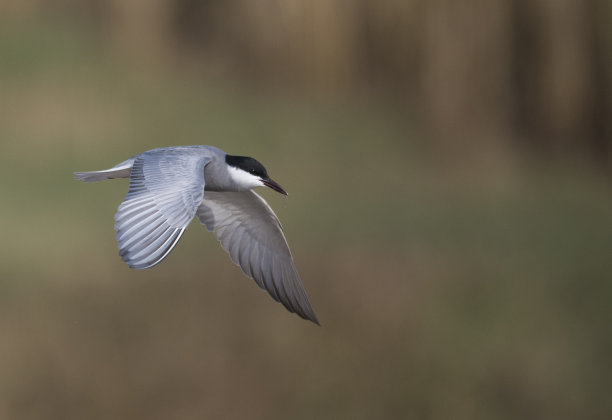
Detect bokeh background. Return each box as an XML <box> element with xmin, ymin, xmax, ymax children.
<box><xmin>1</xmin><ymin>1</ymin><xmax>611</xmax><ymax>419</ymax></box>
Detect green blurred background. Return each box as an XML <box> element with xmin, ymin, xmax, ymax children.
<box><xmin>1</xmin><ymin>1</ymin><xmax>611</xmax><ymax>419</ymax></box>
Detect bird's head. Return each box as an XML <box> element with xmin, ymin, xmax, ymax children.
<box><xmin>225</xmin><ymin>155</ymin><xmax>287</xmax><ymax>195</ymax></box>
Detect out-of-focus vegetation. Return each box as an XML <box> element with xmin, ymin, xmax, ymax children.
<box><xmin>0</xmin><ymin>2</ymin><xmax>611</xmax><ymax>419</ymax></box>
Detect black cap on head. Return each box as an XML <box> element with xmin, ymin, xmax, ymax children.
<box><xmin>225</xmin><ymin>155</ymin><xmax>269</xmax><ymax>179</ymax></box>
<box><xmin>225</xmin><ymin>154</ymin><xmax>287</xmax><ymax>195</ymax></box>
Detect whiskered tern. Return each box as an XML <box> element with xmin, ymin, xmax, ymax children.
<box><xmin>75</xmin><ymin>146</ymin><xmax>319</xmax><ymax>324</ymax></box>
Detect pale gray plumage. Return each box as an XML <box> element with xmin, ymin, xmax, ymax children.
<box><xmin>75</xmin><ymin>146</ymin><xmax>318</xmax><ymax>324</ymax></box>
<box><xmin>197</xmin><ymin>191</ymin><xmax>318</xmax><ymax>323</ymax></box>
<box><xmin>115</xmin><ymin>149</ymin><xmax>212</xmax><ymax>269</ymax></box>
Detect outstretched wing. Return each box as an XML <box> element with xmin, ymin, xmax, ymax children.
<box><xmin>115</xmin><ymin>149</ymin><xmax>212</xmax><ymax>269</ymax></box>
<box><xmin>196</xmin><ymin>190</ymin><xmax>319</xmax><ymax>324</ymax></box>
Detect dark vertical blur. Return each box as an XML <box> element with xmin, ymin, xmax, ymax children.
<box><xmin>15</xmin><ymin>0</ymin><xmax>610</xmax><ymax>162</ymax></box>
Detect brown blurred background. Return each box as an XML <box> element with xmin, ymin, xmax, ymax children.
<box><xmin>1</xmin><ymin>1</ymin><xmax>611</xmax><ymax>419</ymax></box>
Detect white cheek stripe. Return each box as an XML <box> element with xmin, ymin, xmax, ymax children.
<box><xmin>227</xmin><ymin>166</ymin><xmax>264</xmax><ymax>189</ymax></box>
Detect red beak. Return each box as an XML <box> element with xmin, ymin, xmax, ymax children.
<box><xmin>262</xmin><ymin>178</ymin><xmax>288</xmax><ymax>195</ymax></box>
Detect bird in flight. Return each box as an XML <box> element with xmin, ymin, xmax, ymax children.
<box><xmin>75</xmin><ymin>146</ymin><xmax>319</xmax><ymax>324</ymax></box>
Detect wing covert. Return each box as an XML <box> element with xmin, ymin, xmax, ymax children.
<box><xmin>114</xmin><ymin>148</ymin><xmax>212</xmax><ymax>269</ymax></box>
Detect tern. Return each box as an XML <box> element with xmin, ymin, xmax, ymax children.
<box><xmin>75</xmin><ymin>146</ymin><xmax>319</xmax><ymax>324</ymax></box>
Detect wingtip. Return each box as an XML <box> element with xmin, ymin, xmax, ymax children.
<box><xmin>300</xmin><ymin>310</ymin><xmax>321</xmax><ymax>326</ymax></box>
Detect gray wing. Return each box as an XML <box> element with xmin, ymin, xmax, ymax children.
<box><xmin>115</xmin><ymin>149</ymin><xmax>212</xmax><ymax>269</ymax></box>
<box><xmin>196</xmin><ymin>191</ymin><xmax>319</xmax><ymax>324</ymax></box>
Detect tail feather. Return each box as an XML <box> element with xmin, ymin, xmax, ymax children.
<box><xmin>73</xmin><ymin>169</ymin><xmax>128</xmax><ymax>182</ymax></box>
<box><xmin>74</xmin><ymin>158</ymin><xmax>135</xmax><ymax>182</ymax></box>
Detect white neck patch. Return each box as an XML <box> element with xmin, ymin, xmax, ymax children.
<box><xmin>227</xmin><ymin>165</ymin><xmax>264</xmax><ymax>190</ymax></box>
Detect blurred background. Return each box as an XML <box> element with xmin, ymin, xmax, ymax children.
<box><xmin>1</xmin><ymin>1</ymin><xmax>611</xmax><ymax>419</ymax></box>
